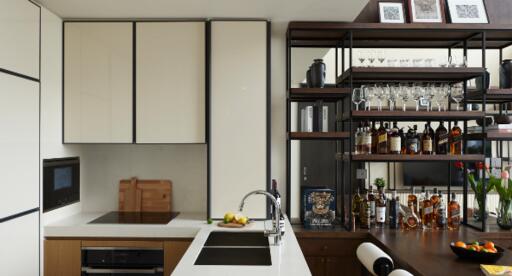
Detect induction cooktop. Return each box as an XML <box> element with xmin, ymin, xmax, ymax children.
<box><xmin>89</xmin><ymin>211</ymin><xmax>180</xmax><ymax>224</ymax></box>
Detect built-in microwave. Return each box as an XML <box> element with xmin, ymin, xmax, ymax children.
<box><xmin>43</xmin><ymin>157</ymin><xmax>80</xmax><ymax>212</ymax></box>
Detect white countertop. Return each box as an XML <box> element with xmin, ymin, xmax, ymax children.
<box><xmin>44</xmin><ymin>212</ymin><xmax>311</xmax><ymax>276</ymax></box>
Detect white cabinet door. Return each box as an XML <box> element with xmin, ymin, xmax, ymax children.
<box><xmin>210</xmin><ymin>21</ymin><xmax>268</xmax><ymax>219</ymax></box>
<box><xmin>0</xmin><ymin>212</ymin><xmax>39</xmax><ymax>276</ymax></box>
<box><xmin>64</xmin><ymin>22</ymin><xmax>133</xmax><ymax>143</ymax></box>
<box><xmin>136</xmin><ymin>22</ymin><xmax>205</xmax><ymax>143</ymax></box>
<box><xmin>0</xmin><ymin>0</ymin><xmax>40</xmax><ymax>79</ymax></box>
<box><xmin>0</xmin><ymin>73</ymin><xmax>39</xmax><ymax>219</ymax></box>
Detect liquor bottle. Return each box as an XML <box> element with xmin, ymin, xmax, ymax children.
<box><xmin>406</xmin><ymin>125</ymin><xmax>420</xmax><ymax>154</ymax></box>
<box><xmin>360</xmin><ymin>121</ymin><xmax>372</xmax><ymax>154</ymax></box>
<box><xmin>271</xmin><ymin>179</ymin><xmax>285</xmax><ymax>234</ymax></box>
<box><xmin>389</xmin><ymin>122</ymin><xmax>401</xmax><ymax>154</ymax></box>
<box><xmin>377</xmin><ymin>121</ymin><xmax>388</xmax><ymax>154</ymax></box>
<box><xmin>422</xmin><ymin>190</ymin><xmax>434</xmax><ymax>229</ymax></box>
<box><xmin>448</xmin><ymin>193</ymin><xmax>461</xmax><ymax>230</ymax></box>
<box><xmin>355</xmin><ymin>122</ymin><xmax>362</xmax><ymax>154</ymax></box>
<box><xmin>418</xmin><ymin>186</ymin><xmax>426</xmax><ymax>220</ymax></box>
<box><xmin>371</xmin><ymin>121</ymin><xmax>378</xmax><ymax>154</ymax></box>
<box><xmin>368</xmin><ymin>185</ymin><xmax>376</xmax><ymax>225</ymax></box>
<box><xmin>435</xmin><ymin>121</ymin><xmax>449</xmax><ymax>154</ymax></box>
<box><xmin>450</xmin><ymin>121</ymin><xmax>463</xmax><ymax>155</ymax></box>
<box><xmin>407</xmin><ymin>186</ymin><xmax>418</xmax><ymax>215</ymax></box>
<box><xmin>422</xmin><ymin>123</ymin><xmax>434</xmax><ymax>155</ymax></box>
<box><xmin>360</xmin><ymin>193</ymin><xmax>371</xmax><ymax>229</ymax></box>
<box><xmin>389</xmin><ymin>191</ymin><xmax>400</xmax><ymax>229</ymax></box>
<box><xmin>435</xmin><ymin>191</ymin><xmax>446</xmax><ymax>230</ymax></box>
<box><xmin>352</xmin><ymin>185</ymin><xmax>363</xmax><ymax>223</ymax></box>
<box><xmin>402</xmin><ymin>201</ymin><xmax>420</xmax><ymax>230</ymax></box>
<box><xmin>431</xmin><ymin>188</ymin><xmax>440</xmax><ymax>214</ymax></box>
<box><xmin>426</xmin><ymin>121</ymin><xmax>435</xmax><ymax>146</ymax></box>
<box><xmin>376</xmin><ymin>186</ymin><xmax>387</xmax><ymax>228</ymax></box>
<box><xmin>399</xmin><ymin>127</ymin><xmax>407</xmax><ymax>154</ymax></box>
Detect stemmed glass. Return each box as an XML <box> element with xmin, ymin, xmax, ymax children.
<box><xmin>388</xmin><ymin>84</ymin><xmax>400</xmax><ymax>111</ymax></box>
<box><xmin>376</xmin><ymin>50</ymin><xmax>386</xmax><ymax>66</ymax></box>
<box><xmin>424</xmin><ymin>83</ymin><xmax>436</xmax><ymax>111</ymax></box>
<box><xmin>374</xmin><ymin>84</ymin><xmax>386</xmax><ymax>111</ymax></box>
<box><xmin>367</xmin><ymin>50</ymin><xmax>376</xmax><ymax>67</ymax></box>
<box><xmin>451</xmin><ymin>83</ymin><xmax>464</xmax><ymax>111</ymax></box>
<box><xmin>363</xmin><ymin>85</ymin><xmax>375</xmax><ymax>111</ymax></box>
<box><xmin>440</xmin><ymin>83</ymin><xmax>451</xmax><ymax>111</ymax></box>
<box><xmin>399</xmin><ymin>83</ymin><xmax>410</xmax><ymax>112</ymax></box>
<box><xmin>352</xmin><ymin>88</ymin><xmax>364</xmax><ymax>111</ymax></box>
<box><xmin>412</xmin><ymin>83</ymin><xmax>424</xmax><ymax>111</ymax></box>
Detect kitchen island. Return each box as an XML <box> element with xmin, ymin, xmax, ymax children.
<box><xmin>44</xmin><ymin>212</ymin><xmax>311</xmax><ymax>276</ymax></box>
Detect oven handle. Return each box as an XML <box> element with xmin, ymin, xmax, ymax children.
<box><xmin>81</xmin><ymin>267</ymin><xmax>164</xmax><ymax>274</ymax></box>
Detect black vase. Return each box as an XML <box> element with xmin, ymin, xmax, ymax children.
<box><xmin>310</xmin><ymin>59</ymin><xmax>326</xmax><ymax>88</ymax></box>
<box><xmin>500</xmin><ymin>59</ymin><xmax>512</xmax><ymax>88</ymax></box>
<box><xmin>475</xmin><ymin>69</ymin><xmax>490</xmax><ymax>91</ymax></box>
<box><xmin>306</xmin><ymin>67</ymin><xmax>313</xmax><ymax>88</ymax></box>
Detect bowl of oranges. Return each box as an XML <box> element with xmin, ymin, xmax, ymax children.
<box><xmin>450</xmin><ymin>241</ymin><xmax>504</xmax><ymax>263</ymax></box>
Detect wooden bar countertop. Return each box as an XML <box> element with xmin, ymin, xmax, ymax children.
<box><xmin>293</xmin><ymin>225</ymin><xmax>512</xmax><ymax>276</ymax></box>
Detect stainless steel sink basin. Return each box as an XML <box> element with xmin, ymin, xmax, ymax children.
<box><xmin>194</xmin><ymin>231</ymin><xmax>271</xmax><ymax>266</ymax></box>
<box><xmin>204</xmin><ymin>231</ymin><xmax>269</xmax><ymax>247</ymax></box>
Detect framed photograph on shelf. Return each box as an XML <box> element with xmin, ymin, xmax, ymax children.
<box><xmin>408</xmin><ymin>0</ymin><xmax>445</xmax><ymax>23</ymax></box>
<box><xmin>379</xmin><ymin>2</ymin><xmax>406</xmax><ymax>23</ymax></box>
<box><xmin>447</xmin><ymin>0</ymin><xmax>488</xmax><ymax>23</ymax></box>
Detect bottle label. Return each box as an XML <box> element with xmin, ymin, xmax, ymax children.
<box><xmin>423</xmin><ymin>140</ymin><xmax>432</xmax><ymax>151</ymax></box>
<box><xmin>378</xmin><ymin>133</ymin><xmax>387</xmax><ymax>143</ymax></box>
<box><xmin>450</xmin><ymin>209</ymin><xmax>460</xmax><ymax>218</ymax></box>
<box><xmin>452</xmin><ymin>135</ymin><xmax>462</xmax><ymax>143</ymax></box>
<box><xmin>407</xmin><ymin>139</ymin><xmax>418</xmax><ymax>152</ymax></box>
<box><xmin>424</xmin><ymin>206</ymin><xmax>433</xmax><ymax>215</ymax></box>
<box><xmin>438</xmin><ymin>133</ymin><xmax>449</xmax><ymax>145</ymax></box>
<box><xmin>437</xmin><ymin>208</ymin><xmax>446</xmax><ymax>225</ymax></box>
<box><xmin>370</xmin><ymin>201</ymin><xmax>376</xmax><ymax>217</ymax></box>
<box><xmin>376</xmin><ymin>207</ymin><xmax>386</xmax><ymax>222</ymax></box>
<box><xmin>362</xmin><ymin>135</ymin><xmax>371</xmax><ymax>145</ymax></box>
<box><xmin>390</xmin><ymin>137</ymin><xmax>401</xmax><ymax>152</ymax></box>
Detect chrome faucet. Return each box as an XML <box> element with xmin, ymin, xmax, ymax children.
<box><xmin>239</xmin><ymin>190</ymin><xmax>282</xmax><ymax>245</ymax></box>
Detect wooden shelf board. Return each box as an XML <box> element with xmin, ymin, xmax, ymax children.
<box><xmin>467</xmin><ymin>88</ymin><xmax>512</xmax><ymax>103</ymax></box>
<box><xmin>350</xmin><ymin>110</ymin><xmax>484</xmax><ymax>120</ymax></box>
<box><xmin>289</xmin><ymin>87</ymin><xmax>350</xmax><ymax>101</ymax></box>
<box><xmin>351</xmin><ymin>154</ymin><xmax>484</xmax><ymax>162</ymax></box>
<box><xmin>289</xmin><ymin>132</ymin><xmax>350</xmax><ymax>140</ymax></box>
<box><xmin>467</xmin><ymin>130</ymin><xmax>512</xmax><ymax>140</ymax></box>
<box><xmin>337</xmin><ymin>67</ymin><xmax>484</xmax><ymax>84</ymax></box>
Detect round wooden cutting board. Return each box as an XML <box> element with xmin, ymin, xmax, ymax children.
<box><xmin>217</xmin><ymin>221</ymin><xmax>249</xmax><ymax>228</ymax></box>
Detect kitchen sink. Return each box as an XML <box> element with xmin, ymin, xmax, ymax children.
<box><xmin>195</xmin><ymin>231</ymin><xmax>271</xmax><ymax>266</ymax></box>
<box><xmin>204</xmin><ymin>231</ymin><xmax>269</xmax><ymax>247</ymax></box>
<box><xmin>194</xmin><ymin>247</ymin><xmax>271</xmax><ymax>266</ymax></box>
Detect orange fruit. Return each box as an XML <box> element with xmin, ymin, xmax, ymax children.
<box><xmin>484</xmin><ymin>241</ymin><xmax>495</xmax><ymax>250</ymax></box>
<box><xmin>488</xmin><ymin>248</ymin><xmax>497</xmax><ymax>253</ymax></box>
<box><xmin>455</xmin><ymin>241</ymin><xmax>466</xmax><ymax>248</ymax></box>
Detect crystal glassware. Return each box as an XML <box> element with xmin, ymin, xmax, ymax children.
<box><xmin>387</xmin><ymin>59</ymin><xmax>398</xmax><ymax>67</ymax></box>
<box><xmin>412</xmin><ymin>83</ymin><xmax>424</xmax><ymax>111</ymax></box>
<box><xmin>413</xmin><ymin>58</ymin><xmax>423</xmax><ymax>67</ymax></box>
<box><xmin>389</xmin><ymin>84</ymin><xmax>400</xmax><ymax>111</ymax></box>
<box><xmin>374</xmin><ymin>84</ymin><xmax>386</xmax><ymax>111</ymax></box>
<box><xmin>400</xmin><ymin>58</ymin><xmax>411</xmax><ymax>67</ymax></box>
<box><xmin>363</xmin><ymin>85</ymin><xmax>375</xmax><ymax>111</ymax></box>
<box><xmin>450</xmin><ymin>83</ymin><xmax>464</xmax><ymax>111</ymax></box>
<box><xmin>399</xmin><ymin>83</ymin><xmax>410</xmax><ymax>112</ymax></box>
<box><xmin>352</xmin><ymin>88</ymin><xmax>364</xmax><ymax>111</ymax></box>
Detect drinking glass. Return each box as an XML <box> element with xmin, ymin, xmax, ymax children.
<box><xmin>432</xmin><ymin>84</ymin><xmax>443</xmax><ymax>111</ymax></box>
<box><xmin>424</xmin><ymin>83</ymin><xmax>436</xmax><ymax>111</ymax></box>
<box><xmin>400</xmin><ymin>58</ymin><xmax>411</xmax><ymax>67</ymax></box>
<box><xmin>424</xmin><ymin>58</ymin><xmax>435</xmax><ymax>67</ymax></box>
<box><xmin>387</xmin><ymin>58</ymin><xmax>398</xmax><ymax>67</ymax></box>
<box><xmin>367</xmin><ymin>50</ymin><xmax>376</xmax><ymax>67</ymax></box>
<box><xmin>413</xmin><ymin>58</ymin><xmax>424</xmax><ymax>67</ymax></box>
<box><xmin>451</xmin><ymin>83</ymin><xmax>464</xmax><ymax>111</ymax></box>
<box><xmin>363</xmin><ymin>85</ymin><xmax>375</xmax><ymax>111</ymax></box>
<box><xmin>352</xmin><ymin>88</ymin><xmax>364</xmax><ymax>111</ymax></box>
<box><xmin>389</xmin><ymin>84</ymin><xmax>400</xmax><ymax>111</ymax></box>
<box><xmin>412</xmin><ymin>83</ymin><xmax>424</xmax><ymax>111</ymax></box>
<box><xmin>376</xmin><ymin>50</ymin><xmax>386</xmax><ymax>66</ymax></box>
<box><xmin>374</xmin><ymin>84</ymin><xmax>386</xmax><ymax>111</ymax></box>
<box><xmin>440</xmin><ymin>83</ymin><xmax>451</xmax><ymax>111</ymax></box>
<box><xmin>399</xmin><ymin>83</ymin><xmax>410</xmax><ymax>112</ymax></box>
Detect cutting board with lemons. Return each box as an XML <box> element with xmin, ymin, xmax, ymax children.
<box><xmin>218</xmin><ymin>212</ymin><xmax>249</xmax><ymax>228</ymax></box>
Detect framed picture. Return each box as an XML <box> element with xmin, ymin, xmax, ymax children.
<box><xmin>408</xmin><ymin>0</ymin><xmax>445</xmax><ymax>23</ymax></box>
<box><xmin>379</xmin><ymin>2</ymin><xmax>406</xmax><ymax>23</ymax></box>
<box><xmin>447</xmin><ymin>0</ymin><xmax>488</xmax><ymax>23</ymax></box>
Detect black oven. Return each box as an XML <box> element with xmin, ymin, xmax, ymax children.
<box><xmin>43</xmin><ymin>157</ymin><xmax>80</xmax><ymax>212</ymax></box>
<box><xmin>81</xmin><ymin>247</ymin><xmax>164</xmax><ymax>275</ymax></box>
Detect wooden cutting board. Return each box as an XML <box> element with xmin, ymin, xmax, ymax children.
<box><xmin>119</xmin><ymin>177</ymin><xmax>172</xmax><ymax>212</ymax></box>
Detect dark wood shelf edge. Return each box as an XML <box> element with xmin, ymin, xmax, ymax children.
<box><xmin>350</xmin><ymin>110</ymin><xmax>484</xmax><ymax>120</ymax></box>
<box><xmin>288</xmin><ymin>132</ymin><xmax>350</xmax><ymax>140</ymax></box>
<box><xmin>350</xmin><ymin>154</ymin><xmax>484</xmax><ymax>162</ymax></box>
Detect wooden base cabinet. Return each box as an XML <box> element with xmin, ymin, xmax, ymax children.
<box><xmin>44</xmin><ymin>239</ymin><xmax>191</xmax><ymax>276</ymax></box>
<box><xmin>298</xmin><ymin>237</ymin><xmax>364</xmax><ymax>276</ymax></box>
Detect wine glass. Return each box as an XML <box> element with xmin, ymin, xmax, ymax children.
<box><xmin>389</xmin><ymin>84</ymin><xmax>400</xmax><ymax>111</ymax></box>
<box><xmin>374</xmin><ymin>84</ymin><xmax>386</xmax><ymax>111</ymax></box>
<box><xmin>376</xmin><ymin>50</ymin><xmax>386</xmax><ymax>66</ymax></box>
<box><xmin>413</xmin><ymin>58</ymin><xmax>424</xmax><ymax>67</ymax></box>
<box><xmin>451</xmin><ymin>83</ymin><xmax>464</xmax><ymax>111</ymax></box>
<box><xmin>412</xmin><ymin>83</ymin><xmax>424</xmax><ymax>111</ymax></box>
<box><xmin>440</xmin><ymin>83</ymin><xmax>451</xmax><ymax>111</ymax></box>
<box><xmin>352</xmin><ymin>88</ymin><xmax>365</xmax><ymax>111</ymax></box>
<box><xmin>424</xmin><ymin>83</ymin><xmax>436</xmax><ymax>111</ymax></box>
<box><xmin>399</xmin><ymin>83</ymin><xmax>410</xmax><ymax>112</ymax></box>
<box><xmin>387</xmin><ymin>58</ymin><xmax>398</xmax><ymax>67</ymax></box>
<box><xmin>363</xmin><ymin>85</ymin><xmax>375</xmax><ymax>111</ymax></box>
<box><xmin>400</xmin><ymin>58</ymin><xmax>411</xmax><ymax>67</ymax></box>
<box><xmin>367</xmin><ymin>50</ymin><xmax>376</xmax><ymax>67</ymax></box>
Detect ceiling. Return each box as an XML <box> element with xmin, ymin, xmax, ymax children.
<box><xmin>36</xmin><ymin>0</ymin><xmax>368</xmax><ymax>22</ymax></box>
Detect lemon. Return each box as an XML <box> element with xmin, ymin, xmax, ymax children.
<box><xmin>238</xmin><ymin>216</ymin><xmax>248</xmax><ymax>225</ymax></box>
<box><xmin>224</xmin><ymin>212</ymin><xmax>235</xmax><ymax>223</ymax></box>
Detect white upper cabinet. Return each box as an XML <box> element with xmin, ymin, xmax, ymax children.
<box><xmin>210</xmin><ymin>21</ymin><xmax>268</xmax><ymax>219</ymax></box>
<box><xmin>136</xmin><ymin>22</ymin><xmax>205</xmax><ymax>143</ymax></box>
<box><xmin>0</xmin><ymin>0</ymin><xmax>40</xmax><ymax>79</ymax></box>
<box><xmin>64</xmin><ymin>22</ymin><xmax>133</xmax><ymax>143</ymax></box>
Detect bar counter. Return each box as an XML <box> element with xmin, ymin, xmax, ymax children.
<box><xmin>294</xmin><ymin>226</ymin><xmax>512</xmax><ymax>276</ymax></box>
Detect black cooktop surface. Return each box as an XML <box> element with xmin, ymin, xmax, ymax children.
<box><xmin>89</xmin><ymin>211</ymin><xmax>180</xmax><ymax>224</ymax></box>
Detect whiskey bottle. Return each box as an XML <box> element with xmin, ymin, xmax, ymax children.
<box><xmin>431</xmin><ymin>188</ymin><xmax>440</xmax><ymax>213</ymax></box>
<box><xmin>406</xmin><ymin>125</ymin><xmax>420</xmax><ymax>154</ymax></box>
<box><xmin>360</xmin><ymin>121</ymin><xmax>372</xmax><ymax>154</ymax></box>
<box><xmin>426</xmin><ymin>121</ymin><xmax>435</xmax><ymax>146</ymax></box>
<box><xmin>377</xmin><ymin>121</ymin><xmax>388</xmax><ymax>154</ymax></box>
<box><xmin>435</xmin><ymin>191</ymin><xmax>446</xmax><ymax>230</ymax></box>
<box><xmin>418</xmin><ymin>186</ymin><xmax>426</xmax><ymax>220</ymax></box>
<box><xmin>376</xmin><ymin>186</ymin><xmax>387</xmax><ymax>228</ymax></box>
<box><xmin>355</xmin><ymin>122</ymin><xmax>362</xmax><ymax>155</ymax></box>
<box><xmin>371</xmin><ymin>121</ymin><xmax>378</xmax><ymax>154</ymax></box>
<box><xmin>422</xmin><ymin>123</ymin><xmax>434</xmax><ymax>155</ymax></box>
<box><xmin>389</xmin><ymin>122</ymin><xmax>401</xmax><ymax>154</ymax></box>
<box><xmin>422</xmin><ymin>190</ymin><xmax>434</xmax><ymax>229</ymax></box>
<box><xmin>368</xmin><ymin>185</ymin><xmax>376</xmax><ymax>225</ymax></box>
<box><xmin>407</xmin><ymin>186</ymin><xmax>418</xmax><ymax>215</ymax></box>
<box><xmin>389</xmin><ymin>191</ymin><xmax>400</xmax><ymax>229</ymax></box>
<box><xmin>399</xmin><ymin>127</ymin><xmax>407</xmax><ymax>154</ymax></box>
<box><xmin>435</xmin><ymin>121</ymin><xmax>449</xmax><ymax>154</ymax></box>
<box><xmin>352</xmin><ymin>185</ymin><xmax>363</xmax><ymax>223</ymax></box>
<box><xmin>450</xmin><ymin>121</ymin><xmax>463</xmax><ymax>155</ymax></box>
<box><xmin>360</xmin><ymin>193</ymin><xmax>371</xmax><ymax>229</ymax></box>
<box><xmin>448</xmin><ymin>193</ymin><xmax>461</xmax><ymax>230</ymax></box>
<box><xmin>402</xmin><ymin>201</ymin><xmax>420</xmax><ymax>230</ymax></box>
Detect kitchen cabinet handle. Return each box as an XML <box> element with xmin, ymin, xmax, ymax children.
<box><xmin>81</xmin><ymin>267</ymin><xmax>163</xmax><ymax>274</ymax></box>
